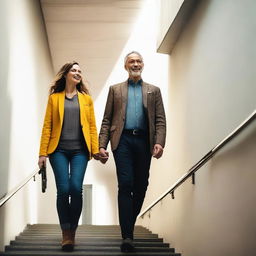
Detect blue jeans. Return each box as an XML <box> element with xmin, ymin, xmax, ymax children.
<box><xmin>113</xmin><ymin>133</ymin><xmax>152</xmax><ymax>239</ymax></box>
<box><xmin>49</xmin><ymin>149</ymin><xmax>88</xmax><ymax>230</ymax></box>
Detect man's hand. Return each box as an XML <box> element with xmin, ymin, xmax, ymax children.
<box><xmin>38</xmin><ymin>156</ymin><xmax>47</xmax><ymax>169</ymax></box>
<box><xmin>99</xmin><ymin>148</ymin><xmax>109</xmax><ymax>164</ymax></box>
<box><xmin>92</xmin><ymin>153</ymin><xmax>100</xmax><ymax>160</ymax></box>
<box><xmin>152</xmin><ymin>144</ymin><xmax>164</xmax><ymax>159</ymax></box>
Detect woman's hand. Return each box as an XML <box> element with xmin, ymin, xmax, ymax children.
<box><xmin>38</xmin><ymin>156</ymin><xmax>47</xmax><ymax>169</ymax></box>
<box><xmin>99</xmin><ymin>148</ymin><xmax>109</xmax><ymax>164</ymax></box>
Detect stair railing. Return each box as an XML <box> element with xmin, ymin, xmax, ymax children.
<box><xmin>139</xmin><ymin>109</ymin><xmax>256</xmax><ymax>218</ymax></box>
<box><xmin>0</xmin><ymin>167</ymin><xmax>45</xmax><ymax>207</ymax></box>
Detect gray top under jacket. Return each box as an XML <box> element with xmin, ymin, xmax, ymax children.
<box><xmin>57</xmin><ymin>94</ymin><xmax>86</xmax><ymax>151</ymax></box>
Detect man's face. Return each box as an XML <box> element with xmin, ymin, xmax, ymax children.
<box><xmin>125</xmin><ymin>53</ymin><xmax>144</xmax><ymax>78</ymax></box>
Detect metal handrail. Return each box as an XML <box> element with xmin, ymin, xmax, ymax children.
<box><xmin>139</xmin><ymin>109</ymin><xmax>256</xmax><ymax>218</ymax></box>
<box><xmin>0</xmin><ymin>169</ymin><xmax>39</xmax><ymax>207</ymax></box>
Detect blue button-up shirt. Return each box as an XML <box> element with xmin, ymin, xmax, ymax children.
<box><xmin>124</xmin><ymin>79</ymin><xmax>146</xmax><ymax>130</ymax></box>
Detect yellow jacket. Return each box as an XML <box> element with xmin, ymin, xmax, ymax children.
<box><xmin>39</xmin><ymin>91</ymin><xmax>99</xmax><ymax>159</ymax></box>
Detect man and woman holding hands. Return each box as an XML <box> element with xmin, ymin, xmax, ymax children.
<box><xmin>38</xmin><ymin>51</ymin><xmax>166</xmax><ymax>252</ymax></box>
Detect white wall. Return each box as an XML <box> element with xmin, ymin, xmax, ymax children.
<box><xmin>138</xmin><ymin>1</ymin><xmax>256</xmax><ymax>256</ymax></box>
<box><xmin>1</xmin><ymin>1</ymin><xmax>255</xmax><ymax>255</ymax></box>
<box><xmin>0</xmin><ymin>0</ymin><xmax>53</xmax><ymax>251</ymax></box>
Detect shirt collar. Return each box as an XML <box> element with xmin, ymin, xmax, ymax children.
<box><xmin>128</xmin><ymin>78</ymin><xmax>142</xmax><ymax>86</ymax></box>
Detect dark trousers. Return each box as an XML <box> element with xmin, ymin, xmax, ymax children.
<box><xmin>113</xmin><ymin>132</ymin><xmax>152</xmax><ymax>239</ymax></box>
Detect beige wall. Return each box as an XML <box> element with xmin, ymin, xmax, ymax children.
<box><xmin>138</xmin><ymin>0</ymin><xmax>256</xmax><ymax>256</ymax></box>
<box><xmin>0</xmin><ymin>0</ymin><xmax>53</xmax><ymax>251</ymax></box>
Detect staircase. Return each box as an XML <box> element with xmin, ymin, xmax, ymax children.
<box><xmin>0</xmin><ymin>224</ymin><xmax>181</xmax><ymax>255</ymax></box>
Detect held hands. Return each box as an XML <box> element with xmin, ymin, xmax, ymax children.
<box><xmin>152</xmin><ymin>144</ymin><xmax>164</xmax><ymax>159</ymax></box>
<box><xmin>93</xmin><ymin>148</ymin><xmax>109</xmax><ymax>164</ymax></box>
<box><xmin>99</xmin><ymin>148</ymin><xmax>109</xmax><ymax>164</ymax></box>
<box><xmin>38</xmin><ymin>156</ymin><xmax>47</xmax><ymax>169</ymax></box>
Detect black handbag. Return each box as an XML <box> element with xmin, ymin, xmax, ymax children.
<box><xmin>39</xmin><ymin>165</ymin><xmax>47</xmax><ymax>193</ymax></box>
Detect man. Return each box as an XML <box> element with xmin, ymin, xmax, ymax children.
<box><xmin>99</xmin><ymin>51</ymin><xmax>166</xmax><ymax>252</ymax></box>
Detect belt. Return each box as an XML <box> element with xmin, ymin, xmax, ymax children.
<box><xmin>122</xmin><ymin>129</ymin><xmax>147</xmax><ymax>136</ymax></box>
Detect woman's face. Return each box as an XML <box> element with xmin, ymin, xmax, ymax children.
<box><xmin>65</xmin><ymin>64</ymin><xmax>82</xmax><ymax>85</ymax></box>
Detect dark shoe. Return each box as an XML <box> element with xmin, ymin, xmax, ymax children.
<box><xmin>61</xmin><ymin>230</ymin><xmax>74</xmax><ymax>251</ymax></box>
<box><xmin>120</xmin><ymin>238</ymin><xmax>135</xmax><ymax>252</ymax></box>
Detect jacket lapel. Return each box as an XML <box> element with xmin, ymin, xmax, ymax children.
<box><xmin>58</xmin><ymin>91</ymin><xmax>65</xmax><ymax>126</ymax></box>
<box><xmin>77</xmin><ymin>91</ymin><xmax>85</xmax><ymax>123</ymax></box>
<box><xmin>121</xmin><ymin>81</ymin><xmax>128</xmax><ymax>117</ymax></box>
<box><xmin>142</xmin><ymin>81</ymin><xmax>149</xmax><ymax>109</ymax></box>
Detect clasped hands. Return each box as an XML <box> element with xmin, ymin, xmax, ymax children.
<box><xmin>93</xmin><ymin>143</ymin><xmax>164</xmax><ymax>163</ymax></box>
<box><xmin>93</xmin><ymin>148</ymin><xmax>109</xmax><ymax>164</ymax></box>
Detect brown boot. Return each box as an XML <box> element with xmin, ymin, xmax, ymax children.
<box><xmin>61</xmin><ymin>230</ymin><xmax>74</xmax><ymax>251</ymax></box>
<box><xmin>70</xmin><ymin>229</ymin><xmax>76</xmax><ymax>245</ymax></box>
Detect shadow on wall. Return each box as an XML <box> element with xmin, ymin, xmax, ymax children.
<box><xmin>210</xmin><ymin>119</ymin><xmax>256</xmax><ymax>174</ymax></box>
<box><xmin>175</xmin><ymin>120</ymin><xmax>256</xmax><ymax>255</ymax></box>
<box><xmin>0</xmin><ymin>0</ymin><xmax>11</xmax><ymax>246</ymax></box>
<box><xmin>170</xmin><ymin>0</ymin><xmax>210</xmax><ymax>84</ymax></box>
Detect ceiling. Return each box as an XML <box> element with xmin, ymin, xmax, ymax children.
<box><xmin>40</xmin><ymin>0</ymin><xmax>144</xmax><ymax>97</ymax></box>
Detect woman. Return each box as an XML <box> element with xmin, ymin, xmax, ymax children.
<box><xmin>38</xmin><ymin>61</ymin><xmax>99</xmax><ymax>251</ymax></box>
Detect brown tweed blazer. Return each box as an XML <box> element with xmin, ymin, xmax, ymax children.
<box><xmin>99</xmin><ymin>80</ymin><xmax>166</xmax><ymax>153</ymax></box>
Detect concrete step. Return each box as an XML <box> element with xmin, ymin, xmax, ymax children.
<box><xmin>5</xmin><ymin>245</ymin><xmax>174</xmax><ymax>252</ymax></box>
<box><xmin>25</xmin><ymin>224</ymin><xmax>149</xmax><ymax>231</ymax></box>
<box><xmin>15</xmin><ymin>237</ymin><xmax>164</xmax><ymax>243</ymax></box>
<box><xmin>0</xmin><ymin>224</ymin><xmax>181</xmax><ymax>256</ymax></box>
<box><xmin>0</xmin><ymin>252</ymin><xmax>181</xmax><ymax>256</ymax></box>
<box><xmin>19</xmin><ymin>232</ymin><xmax>158</xmax><ymax>239</ymax></box>
<box><xmin>10</xmin><ymin>240</ymin><xmax>170</xmax><ymax>247</ymax></box>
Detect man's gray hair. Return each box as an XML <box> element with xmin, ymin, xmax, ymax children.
<box><xmin>124</xmin><ymin>51</ymin><xmax>143</xmax><ymax>65</ymax></box>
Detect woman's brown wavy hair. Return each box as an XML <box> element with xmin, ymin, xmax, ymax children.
<box><xmin>49</xmin><ymin>61</ymin><xmax>89</xmax><ymax>95</ymax></box>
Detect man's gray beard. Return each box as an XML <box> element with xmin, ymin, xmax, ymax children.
<box><xmin>130</xmin><ymin>70</ymin><xmax>141</xmax><ymax>77</ymax></box>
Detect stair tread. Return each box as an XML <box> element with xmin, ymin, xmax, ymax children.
<box><xmin>19</xmin><ymin>233</ymin><xmax>157</xmax><ymax>237</ymax></box>
<box><xmin>5</xmin><ymin>245</ymin><xmax>174</xmax><ymax>252</ymax></box>
<box><xmin>1</xmin><ymin>224</ymin><xmax>181</xmax><ymax>256</ymax></box>
<box><xmin>25</xmin><ymin>224</ymin><xmax>148</xmax><ymax>230</ymax></box>
<box><xmin>10</xmin><ymin>241</ymin><xmax>170</xmax><ymax>247</ymax></box>
<box><xmin>16</xmin><ymin>236</ymin><xmax>163</xmax><ymax>242</ymax></box>
<box><xmin>0</xmin><ymin>252</ymin><xmax>180</xmax><ymax>256</ymax></box>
